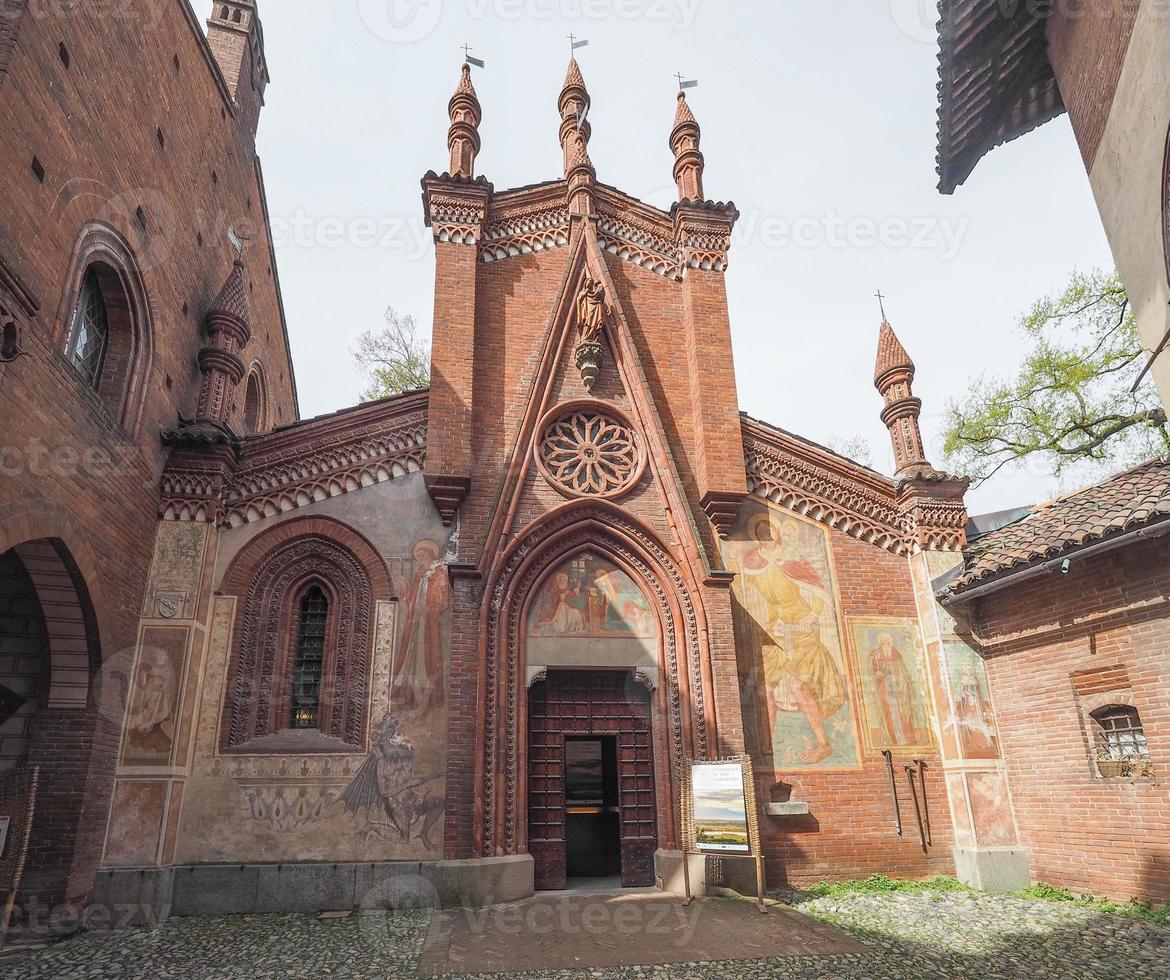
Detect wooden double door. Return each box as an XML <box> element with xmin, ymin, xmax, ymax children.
<box><xmin>528</xmin><ymin>670</ymin><xmax>658</xmax><ymax>890</ymax></box>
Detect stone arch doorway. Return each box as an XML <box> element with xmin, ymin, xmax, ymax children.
<box><xmin>0</xmin><ymin>537</ymin><xmax>102</xmax><ymax>905</ymax></box>
<box><xmin>473</xmin><ymin>503</ymin><xmax>715</xmax><ymax>870</ymax></box>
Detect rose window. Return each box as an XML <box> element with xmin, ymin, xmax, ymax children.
<box><xmin>536</xmin><ymin>406</ymin><xmax>643</xmax><ymax>499</ymax></box>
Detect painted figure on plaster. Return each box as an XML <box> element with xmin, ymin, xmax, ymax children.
<box><xmin>945</xmin><ymin>641</ymin><xmax>1001</xmax><ymax>759</ymax></box>
<box><xmin>390</xmin><ymin>539</ymin><xmax>450</xmax><ymax>711</ymax></box>
<box><xmin>725</xmin><ymin>511</ymin><xmax>859</xmax><ymax>770</ymax></box>
<box><xmin>848</xmin><ymin>620</ymin><xmax>933</xmax><ymax>755</ymax></box>
<box><xmin>529</xmin><ymin>554</ymin><xmax>656</xmax><ymax>640</ymax></box>
<box><xmin>339</xmin><ymin>713</ymin><xmax>444</xmax><ymax>851</ymax></box>
<box><xmin>123</xmin><ymin>646</ymin><xmax>178</xmax><ymax>764</ymax></box>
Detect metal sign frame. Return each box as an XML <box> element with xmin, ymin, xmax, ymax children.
<box><xmin>680</xmin><ymin>755</ymin><xmax>767</xmax><ymax>913</ymax></box>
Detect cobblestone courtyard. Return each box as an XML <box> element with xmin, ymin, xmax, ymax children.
<box><xmin>3</xmin><ymin>887</ymin><xmax>1168</xmax><ymax>979</ymax></box>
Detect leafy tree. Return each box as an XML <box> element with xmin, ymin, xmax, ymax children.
<box><xmin>826</xmin><ymin>435</ymin><xmax>875</xmax><ymax>469</ymax></box>
<box><xmin>944</xmin><ymin>271</ymin><xmax>1169</xmax><ymax>486</ymax></box>
<box><xmin>353</xmin><ymin>307</ymin><xmax>431</xmax><ymax>402</ymax></box>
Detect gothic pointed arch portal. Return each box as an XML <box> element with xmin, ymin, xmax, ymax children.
<box><xmin>473</xmin><ymin>502</ymin><xmax>714</xmax><ymax>867</ymax></box>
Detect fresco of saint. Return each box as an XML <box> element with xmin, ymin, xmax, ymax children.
<box><xmin>947</xmin><ymin>643</ymin><xmax>1001</xmax><ymax>760</ymax></box>
<box><xmin>390</xmin><ymin>539</ymin><xmax>451</xmax><ymax>712</ymax></box>
<box><xmin>725</xmin><ymin>511</ymin><xmax>859</xmax><ymax>770</ymax></box>
<box><xmin>848</xmin><ymin>619</ymin><xmax>933</xmax><ymax>754</ymax></box>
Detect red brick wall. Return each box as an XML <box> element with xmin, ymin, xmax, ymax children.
<box><xmin>971</xmin><ymin>536</ymin><xmax>1170</xmax><ymax>902</ymax></box>
<box><xmin>755</xmin><ymin>527</ymin><xmax>955</xmax><ymax>886</ymax></box>
<box><xmin>0</xmin><ymin>0</ymin><xmax>295</xmax><ymax>906</ymax></box>
<box><xmin>0</xmin><ymin>549</ymin><xmax>46</xmax><ymax>769</ymax></box>
<box><xmin>1047</xmin><ymin>0</ymin><xmax>1140</xmax><ymax>170</ymax></box>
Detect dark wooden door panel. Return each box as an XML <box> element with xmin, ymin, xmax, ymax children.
<box><xmin>528</xmin><ymin>671</ymin><xmax>658</xmax><ymax>890</ymax></box>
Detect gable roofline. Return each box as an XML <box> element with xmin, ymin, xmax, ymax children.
<box><xmin>941</xmin><ymin>457</ymin><xmax>1170</xmax><ymax>603</ymax></box>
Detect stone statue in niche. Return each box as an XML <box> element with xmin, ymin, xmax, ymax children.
<box><xmin>575</xmin><ymin>277</ymin><xmax>608</xmax><ymax>344</ymax></box>
<box><xmin>574</xmin><ymin>276</ymin><xmax>609</xmax><ymax>391</ymax></box>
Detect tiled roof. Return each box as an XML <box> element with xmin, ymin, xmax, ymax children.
<box><xmin>945</xmin><ymin>459</ymin><xmax>1170</xmax><ymax>597</ymax></box>
<box><xmin>936</xmin><ymin>0</ymin><xmax>1065</xmax><ymax>194</ymax></box>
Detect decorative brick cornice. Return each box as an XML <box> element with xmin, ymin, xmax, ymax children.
<box><xmin>421</xmin><ymin>172</ymin><xmax>492</xmax><ymax>245</ymax></box>
<box><xmin>743</xmin><ymin>416</ymin><xmax>908</xmax><ymax>555</ymax></box>
<box><xmin>744</xmin><ymin>416</ymin><xmax>969</xmax><ymax>556</ymax></box>
<box><xmin>671</xmin><ymin>200</ymin><xmax>738</xmax><ymax>275</ymax></box>
<box><xmin>161</xmin><ymin>392</ymin><xmax>428</xmax><ymax>526</ymax></box>
<box><xmin>481</xmin><ymin>204</ymin><xmax>570</xmax><ymax>263</ymax></box>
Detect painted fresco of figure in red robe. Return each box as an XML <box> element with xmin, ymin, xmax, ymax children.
<box><xmin>869</xmin><ymin>632</ymin><xmax>923</xmax><ymax>747</ymax></box>
<box><xmin>391</xmin><ymin>539</ymin><xmax>450</xmax><ymax>711</ymax></box>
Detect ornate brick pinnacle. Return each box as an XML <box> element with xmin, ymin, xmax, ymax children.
<box><xmin>670</xmin><ymin>91</ymin><xmax>705</xmax><ymax>202</ymax></box>
<box><xmin>207</xmin><ymin>258</ymin><xmax>250</xmax><ymax>330</ymax></box>
<box><xmin>874</xmin><ymin>319</ymin><xmax>915</xmax><ymax>385</ymax></box>
<box><xmin>448</xmin><ymin>63</ymin><xmax>483</xmax><ymax>178</ymax></box>
<box><xmin>873</xmin><ymin>318</ymin><xmax>928</xmax><ymax>477</ymax></box>
<box><xmin>559</xmin><ymin>57</ymin><xmax>595</xmax><ymax>214</ymax></box>
<box><xmin>195</xmin><ymin>259</ymin><xmax>253</xmax><ymax>428</ymax></box>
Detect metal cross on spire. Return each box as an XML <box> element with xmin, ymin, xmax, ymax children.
<box><xmin>462</xmin><ymin>43</ymin><xmax>485</xmax><ymax>69</ymax></box>
<box><xmin>875</xmin><ymin>290</ymin><xmax>888</xmax><ymax>321</ymax></box>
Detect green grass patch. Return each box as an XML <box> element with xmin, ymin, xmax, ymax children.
<box><xmin>1014</xmin><ymin>882</ymin><xmax>1170</xmax><ymax>925</ymax></box>
<box><xmin>792</xmin><ymin>874</ymin><xmax>975</xmax><ymax>900</ymax></box>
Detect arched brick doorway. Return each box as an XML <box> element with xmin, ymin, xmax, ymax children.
<box><xmin>0</xmin><ymin>538</ymin><xmax>103</xmax><ymax>907</ymax></box>
<box><xmin>473</xmin><ymin>503</ymin><xmax>715</xmax><ymax>872</ymax></box>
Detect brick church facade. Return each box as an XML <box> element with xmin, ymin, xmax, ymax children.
<box><xmin>0</xmin><ymin>1</ymin><xmax>1166</xmax><ymax>923</ymax></box>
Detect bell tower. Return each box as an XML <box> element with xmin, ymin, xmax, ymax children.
<box><xmin>206</xmin><ymin>1</ymin><xmax>270</xmax><ymax>136</ymax></box>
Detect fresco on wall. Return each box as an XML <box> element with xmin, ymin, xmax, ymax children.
<box><xmin>390</xmin><ymin>539</ymin><xmax>451</xmax><ymax>712</ymax></box>
<box><xmin>723</xmin><ymin>507</ymin><xmax>859</xmax><ymax>771</ymax></box>
<box><xmin>967</xmin><ymin>770</ymin><xmax>1017</xmax><ymax>846</ymax></box>
<box><xmin>338</xmin><ymin>713</ymin><xmax>445</xmax><ymax>850</ymax></box>
<box><xmin>168</xmin><ymin>479</ymin><xmax>457</xmax><ymax>865</ymax></box>
<box><xmin>943</xmin><ymin>640</ymin><xmax>1001</xmax><ymax>760</ymax></box>
<box><xmin>847</xmin><ymin>618</ymin><xmax>934</xmax><ymax>755</ymax></box>
<box><xmin>121</xmin><ymin>629</ymin><xmax>187</xmax><ymax>768</ymax></box>
<box><xmin>529</xmin><ymin>554</ymin><xmax>657</xmax><ymax>639</ymax></box>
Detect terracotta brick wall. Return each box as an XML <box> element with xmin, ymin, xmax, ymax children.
<box><xmin>1047</xmin><ymin>0</ymin><xmax>1140</xmax><ymax>169</ymax></box>
<box><xmin>756</xmin><ymin>527</ymin><xmax>955</xmax><ymax>886</ymax></box>
<box><xmin>0</xmin><ymin>0</ymin><xmax>295</xmax><ymax>906</ymax></box>
<box><xmin>970</xmin><ymin>535</ymin><xmax>1170</xmax><ymax>902</ymax></box>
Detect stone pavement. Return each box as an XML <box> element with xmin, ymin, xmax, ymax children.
<box><xmin>418</xmin><ymin>892</ymin><xmax>865</xmax><ymax>975</ymax></box>
<box><xmin>1</xmin><ymin>886</ymin><xmax>1168</xmax><ymax>978</ymax></box>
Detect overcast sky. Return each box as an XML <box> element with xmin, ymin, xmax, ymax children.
<box><xmin>248</xmin><ymin>0</ymin><xmax>1116</xmax><ymax>516</ymax></box>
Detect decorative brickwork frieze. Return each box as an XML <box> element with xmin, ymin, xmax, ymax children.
<box><xmin>161</xmin><ymin>393</ymin><xmax>427</xmax><ymax>525</ymax></box>
<box><xmin>744</xmin><ymin>418</ymin><xmax>909</xmax><ymax>554</ymax></box>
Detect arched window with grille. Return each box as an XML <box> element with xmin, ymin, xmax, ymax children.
<box><xmin>289</xmin><ymin>584</ymin><xmax>329</xmax><ymax>730</ymax></box>
<box><xmin>218</xmin><ymin>517</ymin><xmax>393</xmax><ymax>753</ymax></box>
<box><xmin>1091</xmin><ymin>704</ymin><xmax>1152</xmax><ymax>778</ymax></box>
<box><xmin>65</xmin><ymin>269</ymin><xmax>109</xmax><ymax>388</ymax></box>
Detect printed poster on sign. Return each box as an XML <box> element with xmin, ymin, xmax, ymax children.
<box><xmin>691</xmin><ymin>762</ymin><xmax>750</xmax><ymax>854</ymax></box>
